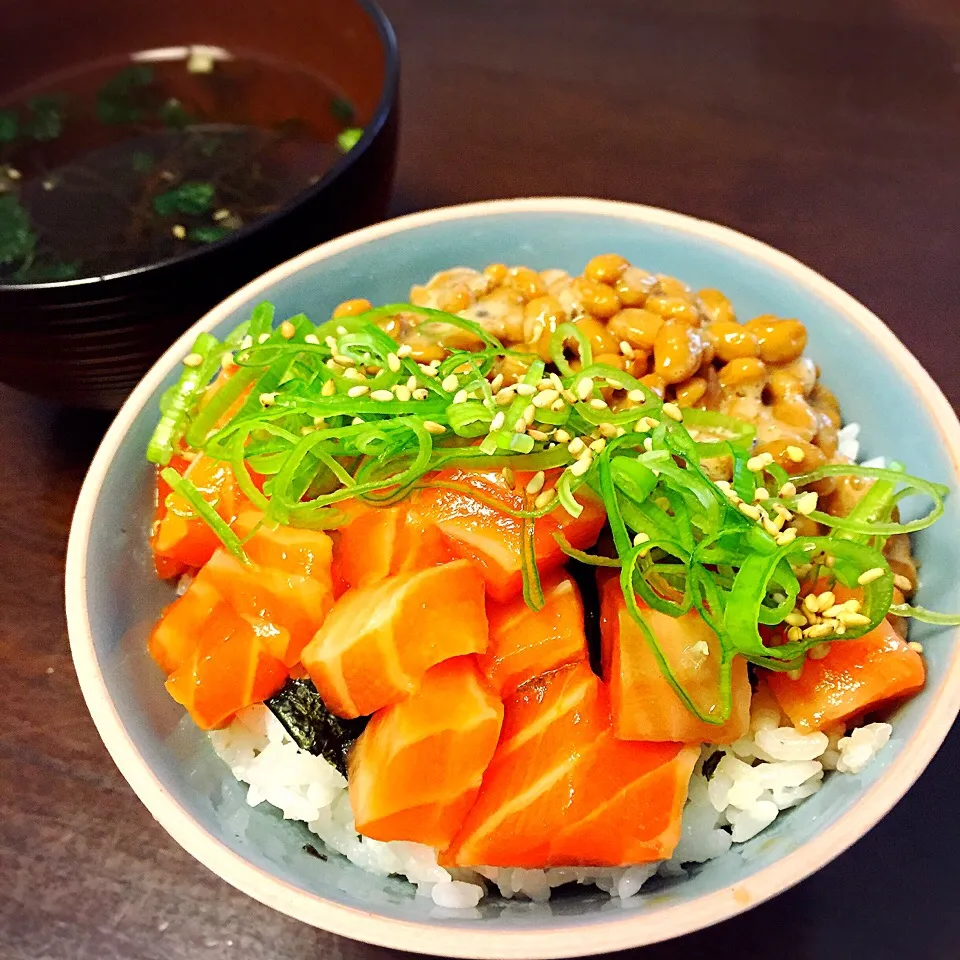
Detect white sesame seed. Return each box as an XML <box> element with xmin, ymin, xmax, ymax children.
<box><xmin>563</xmin><ymin>389</ymin><xmax>579</xmax><ymax>405</ymax></box>
<box><xmin>857</xmin><ymin>567</ymin><xmax>886</xmax><ymax>585</ymax></box>
<box><xmin>786</xmin><ymin>667</ymin><xmax>803</xmax><ymax>681</ymax></box>
<box><xmin>259</xmin><ymin>392</ymin><xmax>277</xmax><ymax>406</ymax></box>
<box><xmin>738</xmin><ymin>502</ymin><xmax>761</xmax><ymax>520</ymax></box>
<box><xmin>352</xmin><ymin>416</ymin><xmax>365</xmax><ymax>425</ymax></box>
<box><xmin>490</xmin><ymin>412</ymin><xmax>506</xmax><ymax>431</ymax></box>
<box><xmin>633</xmin><ymin>532</ymin><xmax>650</xmax><ymax>548</ymax></box>
<box><xmin>370</xmin><ymin>389</ymin><xmax>394</xmax><ymax>402</ymax></box>
<box><xmin>220</xmin><ymin>352</ymin><xmax>235</xmax><ymax>371</ymax></box>
<box><xmin>779</xmin><ymin>481</ymin><xmax>797</xmax><ymax>498</ymax></box>
<box><xmin>182</xmin><ymin>352</ymin><xmax>204</xmax><ymax>368</ymax></box>
<box><xmin>502</xmin><ymin>467</ymin><xmax>515</xmax><ymax>487</ymax></box>
<box><xmin>333</xmin><ymin>353</ymin><xmax>355</xmax><ymax>366</ymax></box>
<box><xmin>809</xmin><ymin>642</ymin><xmax>832</xmax><ymax>659</ymax></box>
<box><xmin>775</xmin><ymin>527</ymin><xmax>798</xmax><ymax>546</ymax></box>
<box><xmin>490</xmin><ymin>374</ymin><xmax>505</xmax><ymax>392</ymax></box>
<box><xmin>570</xmin><ymin>457</ymin><xmax>592</xmax><ymax>477</ymax></box>
<box><xmin>258</xmin><ymin>332</ymin><xmax>271</xmax><ymax>344</ymax></box>
<box><xmin>786</xmin><ymin>626</ymin><xmax>804</xmax><ymax>642</ymax></box>
<box><xmin>597</xmin><ymin>422</ymin><xmax>618</xmax><ymax>438</ymax></box>
<box><xmin>785</xmin><ymin>445</ymin><xmax>805</xmax><ymax>463</ymax></box>
<box><xmin>336</xmin><ymin>325</ymin><xmax>348</xmax><ymax>335</ymax></box>
<box><xmin>522</xmin><ymin>404</ymin><xmax>537</xmax><ymax>425</ymax></box>
<box><xmin>643</xmin><ymin>437</ymin><xmax>654</xmax><ymax>451</ymax></box>
<box><xmin>526</xmin><ymin>471</ymin><xmax>546</xmax><ymax>495</ymax></box>
<box><xmin>532</xmin><ymin>389</ymin><xmax>560</xmax><ymax>408</ymax></box>
<box><xmin>394</xmin><ymin>385</ymin><xmax>411</xmax><ymax>402</ymax></box>
<box><xmin>619</xmin><ymin>340</ymin><xmax>635</xmax><ymax>357</ymax></box>
<box><xmin>554</xmin><ymin>429</ymin><xmax>571</xmax><ymax>443</ymax></box>
<box><xmin>589</xmin><ymin>438</ymin><xmax>607</xmax><ymax>453</ymax></box>
<box><xmin>321</xmin><ymin>379</ymin><xmax>336</xmax><ymax>397</ymax></box>
<box><xmin>785</xmin><ymin>611</ymin><xmax>807</xmax><ymax>627</ymax></box>
<box><xmin>304</xmin><ymin>333</ymin><xmax>320</xmax><ymax>345</ymax></box>
<box><xmin>627</xmin><ymin>389</ymin><xmax>646</xmax><ymax>403</ymax></box>
<box><xmin>514</xmin><ymin>418</ymin><xmax>527</xmax><ymax>434</ymax></box>
<box><xmin>453</xmin><ymin>389</ymin><xmax>469</xmax><ymax>404</ymax></box>
<box><xmin>588</xmin><ymin>398</ymin><xmax>608</xmax><ymax>410</ymax></box>
<box><xmin>843</xmin><ymin>598</ymin><xmax>862</xmax><ymax>612</ymax></box>
<box><xmin>342</xmin><ymin>367</ymin><xmax>362</xmax><ymax>381</ymax></box>
<box><xmin>837</xmin><ymin>611</ymin><xmax>871</xmax><ymax>627</ymax></box>
<box><xmin>754</xmin><ymin>487</ymin><xmax>770</xmax><ymax>501</ymax></box>
<box><xmin>893</xmin><ymin>574</ymin><xmax>913</xmax><ymax>592</ymax></box>
<box><xmin>515</xmin><ymin>383</ymin><xmax>537</xmax><ymax>397</ymax></box>
<box><xmin>818</xmin><ymin>590</ymin><xmax>836</xmax><ymax>610</ymax></box>
<box><xmin>396</xmin><ymin>343</ymin><xmax>413</xmax><ymax>358</ymax></box>
<box><xmin>908</xmin><ymin>641</ymin><xmax>924</xmax><ymax>653</ymax></box>
<box><xmin>279</xmin><ymin>320</ymin><xmax>296</xmax><ymax>340</ymax></box>
<box><xmin>412</xmin><ymin>388</ymin><xmax>429</xmax><ymax>400</ymax></box>
<box><xmin>528</xmin><ymin>429</ymin><xmax>550</xmax><ymax>441</ymax></box>
<box><xmin>240</xmin><ymin>335</ymin><xmax>253</xmax><ymax>350</ymax></box>
<box><xmin>568</xmin><ymin>437</ymin><xmax>586</xmax><ymax>456</ymax></box>
<box><xmin>746</xmin><ymin>452</ymin><xmax>774</xmax><ymax>472</ymax></box>
<box><xmin>423</xmin><ymin>421</ymin><xmax>446</xmax><ymax>435</ymax></box>
<box><xmin>325</xmin><ymin>336</ymin><xmax>338</xmax><ymax>349</ymax></box>
<box><xmin>347</xmin><ymin>384</ymin><xmax>369</xmax><ymax>397</ymax></box>
<box><xmin>803</xmin><ymin>593</ymin><xmax>821</xmax><ymax>614</ymax></box>
<box><xmin>796</xmin><ymin>491</ymin><xmax>818</xmax><ymax>515</ymax></box>
<box><xmin>534</xmin><ymin>488</ymin><xmax>556</xmax><ymax>510</ymax></box>
<box><xmin>577</xmin><ymin>378</ymin><xmax>594</xmax><ymax>401</ymax></box>
<box><xmin>549</xmin><ymin>373</ymin><xmax>565</xmax><ymax>392</ymax></box>
<box><xmin>661</xmin><ymin>402</ymin><xmax>683</xmax><ymax>422</ymax></box>
<box><xmin>441</xmin><ymin>374</ymin><xmax>459</xmax><ymax>392</ymax></box>
<box><xmin>803</xmin><ymin>622</ymin><xmax>835</xmax><ymax>640</ymax></box>
<box><xmin>386</xmin><ymin>352</ymin><xmax>401</xmax><ymax>372</ymax></box>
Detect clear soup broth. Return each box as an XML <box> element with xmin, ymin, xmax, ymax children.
<box><xmin>0</xmin><ymin>49</ymin><xmax>363</xmax><ymax>283</ymax></box>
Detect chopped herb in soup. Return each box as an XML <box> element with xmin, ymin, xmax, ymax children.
<box><xmin>0</xmin><ymin>51</ymin><xmax>364</xmax><ymax>283</ymax></box>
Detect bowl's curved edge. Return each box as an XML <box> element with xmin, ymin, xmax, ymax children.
<box><xmin>65</xmin><ymin>197</ymin><xmax>960</xmax><ymax>959</ymax></box>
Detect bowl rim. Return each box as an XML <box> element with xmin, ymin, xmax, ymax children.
<box><xmin>0</xmin><ymin>0</ymin><xmax>399</xmax><ymax>293</ymax></box>
<box><xmin>65</xmin><ymin>197</ymin><xmax>960</xmax><ymax>958</ymax></box>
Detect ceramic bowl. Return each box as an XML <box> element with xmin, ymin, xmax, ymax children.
<box><xmin>65</xmin><ymin>198</ymin><xmax>960</xmax><ymax>957</ymax></box>
<box><xmin>0</xmin><ymin>0</ymin><xmax>398</xmax><ymax>410</ymax></box>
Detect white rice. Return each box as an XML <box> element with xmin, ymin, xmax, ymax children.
<box><xmin>209</xmin><ymin>683</ymin><xmax>892</xmax><ymax>910</ymax></box>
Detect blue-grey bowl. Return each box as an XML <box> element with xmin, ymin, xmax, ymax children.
<box><xmin>65</xmin><ymin>198</ymin><xmax>960</xmax><ymax>957</ymax></box>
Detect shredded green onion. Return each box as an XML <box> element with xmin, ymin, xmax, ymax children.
<box><xmin>144</xmin><ymin>298</ymin><xmax>959</xmax><ymax>722</ymax></box>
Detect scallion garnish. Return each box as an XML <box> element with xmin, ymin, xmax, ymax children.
<box><xmin>145</xmin><ymin>299</ymin><xmax>959</xmax><ymax>721</ymax></box>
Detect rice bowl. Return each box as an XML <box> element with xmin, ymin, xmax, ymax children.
<box><xmin>63</xmin><ymin>201</ymin><xmax>954</xmax><ymax>955</ymax></box>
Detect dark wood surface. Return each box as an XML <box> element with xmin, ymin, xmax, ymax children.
<box><xmin>2</xmin><ymin>1</ymin><xmax>959</xmax><ymax>957</ymax></box>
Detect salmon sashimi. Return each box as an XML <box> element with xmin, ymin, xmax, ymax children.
<box><xmin>148</xmin><ymin>568</ymin><xmax>223</xmax><ymax>675</ymax></box>
<box><xmin>599</xmin><ymin>576</ymin><xmax>751</xmax><ymax>744</ymax></box>
<box><xmin>165</xmin><ymin>601</ymin><xmax>288</xmax><ymax>730</ymax></box>
<box><xmin>152</xmin><ymin>455</ymin><xmax>244</xmax><ymax>573</ymax></box>
<box><xmin>767</xmin><ymin>617</ymin><xmax>925</xmax><ymax>732</ymax></box>
<box><xmin>547</xmin><ymin>734</ymin><xmax>698</xmax><ymax>866</ymax></box>
<box><xmin>301</xmin><ymin>559</ymin><xmax>489</xmax><ymax>719</ymax></box>
<box><xmin>332</xmin><ymin>501</ymin><xmax>451</xmax><ymax>592</ymax></box>
<box><xmin>481</xmin><ymin>571</ymin><xmax>588</xmax><ymax>695</ymax></box>
<box><xmin>349</xmin><ymin>656</ymin><xmax>504</xmax><ymax>847</ymax></box>
<box><xmin>202</xmin><ymin>518</ymin><xmax>335</xmax><ymax>667</ymax></box>
<box><xmin>442</xmin><ymin>662</ymin><xmax>696</xmax><ymax>868</ymax></box>
<box><xmin>441</xmin><ymin>662</ymin><xmax>607</xmax><ymax>867</ymax></box>
<box><xmin>412</xmin><ymin>468</ymin><xmax>606</xmax><ymax>602</ymax></box>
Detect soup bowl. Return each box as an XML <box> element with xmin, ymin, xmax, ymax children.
<box><xmin>0</xmin><ymin>0</ymin><xmax>397</xmax><ymax>409</ymax></box>
<box><xmin>65</xmin><ymin>198</ymin><xmax>960</xmax><ymax>957</ymax></box>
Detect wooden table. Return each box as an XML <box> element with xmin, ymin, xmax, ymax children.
<box><xmin>3</xmin><ymin>1</ymin><xmax>959</xmax><ymax>957</ymax></box>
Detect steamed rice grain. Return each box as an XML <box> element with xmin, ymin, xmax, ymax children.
<box><xmin>209</xmin><ymin>695</ymin><xmax>892</xmax><ymax>908</ymax></box>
